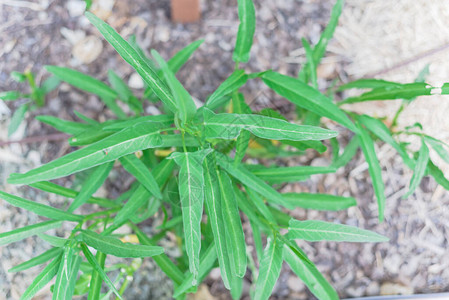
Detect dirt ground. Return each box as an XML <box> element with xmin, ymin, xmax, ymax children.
<box><xmin>1</xmin><ymin>0</ymin><xmax>449</xmax><ymax>299</ymax></box>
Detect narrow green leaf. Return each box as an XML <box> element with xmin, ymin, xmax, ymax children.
<box><xmin>268</xmin><ymin>206</ymin><xmax>291</xmax><ymax>228</ymax></box>
<box><xmin>169</xmin><ymin>149</ymin><xmax>212</xmax><ymax>283</ymax></box>
<box><xmin>424</xmin><ymin>136</ymin><xmax>449</xmax><ymax>164</ymax></box>
<box><xmin>287</xmin><ymin>219</ymin><xmax>389</xmax><ymax>242</ymax></box>
<box><xmin>45</xmin><ymin>66</ymin><xmax>116</xmax><ymax>99</ymax></box>
<box><xmin>152</xmin><ymin>49</ymin><xmax>197</xmax><ymax>124</ymax></box>
<box><xmin>332</xmin><ymin>135</ymin><xmax>359</xmax><ymax>169</ymax></box>
<box><xmin>84</xmin><ymin>0</ymin><xmax>92</xmax><ymax>10</ymax></box>
<box><xmin>53</xmin><ymin>247</ymin><xmax>81</xmax><ymax>300</ymax></box>
<box><xmin>216</xmin><ymin>152</ymin><xmax>289</xmax><ymax>207</ymax></box>
<box><xmin>0</xmin><ymin>91</ymin><xmax>21</xmax><ymax>100</ymax></box>
<box><xmin>87</xmin><ymin>250</ymin><xmax>106</xmax><ymax>300</ymax></box>
<box><xmin>234</xmin><ymin>131</ymin><xmax>251</xmax><ymax>164</ymax></box>
<box><xmin>234</xmin><ymin>185</ymin><xmax>268</xmax><ymax>230</ymax></box>
<box><xmin>108</xmin><ymin>70</ymin><xmax>144</xmax><ymax>114</ymax></box>
<box><xmin>80</xmin><ymin>230</ymin><xmax>164</xmax><ymax>258</ymax></box>
<box><xmin>230</xmin><ymin>274</ymin><xmax>244</xmax><ymax>300</ymax></box>
<box><xmin>107</xmin><ymin>70</ymin><xmax>133</xmax><ymax>102</ymax></box>
<box><xmin>69</xmin><ymin>125</ymin><xmax>114</xmax><ymax>146</ymax></box>
<box><xmin>68</xmin><ymin>161</ymin><xmax>114</xmax><ymax>212</ymax></box>
<box><xmin>38</xmin><ymin>234</ymin><xmax>67</xmax><ymax>247</ymax></box>
<box><xmin>339</xmin><ymin>79</ymin><xmax>402</xmax><ymax>90</ymax></box>
<box><xmin>206</xmin><ymin>70</ymin><xmax>248</xmax><ymax>110</ymax></box>
<box><xmin>159</xmin><ymin>134</ymin><xmax>199</xmax><ymax>147</ymax></box>
<box><xmin>233</xmin><ymin>93</ymin><xmax>252</xmax><ymax>166</ymax></box>
<box><xmin>64</xmin><ymin>254</ymin><xmax>82</xmax><ymax>299</ymax></box>
<box><xmin>73</xmin><ymin>273</ymin><xmax>90</xmax><ymax>296</ymax></box>
<box><xmin>80</xmin><ymin>244</ymin><xmax>122</xmax><ymax>300</ymax></box>
<box><xmin>157</xmin><ymin>215</ymin><xmax>183</xmax><ymax>230</ymax></box>
<box><xmin>302</xmin><ymin>38</ymin><xmax>317</xmax><ymax>88</ymax></box>
<box><xmin>331</xmin><ymin>137</ymin><xmax>340</xmax><ymax>164</ymax></box>
<box><xmin>0</xmin><ymin>220</ymin><xmax>61</xmax><ymax>246</ymax></box>
<box><xmin>102</xmin><ymin>114</ymin><xmax>173</xmax><ymax>131</ymax></box>
<box><xmin>113</xmin><ymin>158</ymin><xmax>174</xmax><ymax>227</ymax></box>
<box><xmin>0</xmin><ymin>191</ymin><xmax>83</xmax><ymax>222</ymax></box>
<box><xmin>312</xmin><ymin>0</ymin><xmax>343</xmax><ymax>65</ymax></box>
<box><xmin>9</xmin><ymin>247</ymin><xmax>63</xmax><ymax>273</ymax></box>
<box><xmin>128</xmin><ymin>194</ymin><xmax>161</xmax><ymax>225</ymax></box>
<box><xmin>246</xmin><ymin>187</ymin><xmax>276</xmax><ymax>224</ymax></box>
<box><xmin>30</xmin><ymin>181</ymin><xmax>118</xmax><ymax>208</ymax></box>
<box><xmin>284</xmin><ymin>243</ymin><xmax>338</xmax><ymax>300</ymax></box>
<box><xmin>427</xmin><ymin>159</ymin><xmax>449</xmax><ymax>190</ymax></box>
<box><xmin>403</xmin><ymin>141</ymin><xmax>429</xmax><ymax>198</ymax></box>
<box><xmin>36</xmin><ymin>115</ymin><xmax>91</xmax><ymax>135</ymax></box>
<box><xmin>441</xmin><ymin>82</ymin><xmax>449</xmax><ymax>95</ymax></box>
<box><xmin>20</xmin><ymin>253</ymin><xmax>62</xmax><ymax>300</ymax></box>
<box><xmin>340</xmin><ymin>82</ymin><xmax>433</xmax><ymax>105</ymax></box>
<box><xmin>233</xmin><ymin>0</ymin><xmax>256</xmax><ymax>63</ymax></box>
<box><xmin>298</xmin><ymin>0</ymin><xmax>344</xmax><ymax>81</ymax></box>
<box><xmin>8</xmin><ymin>122</ymin><xmax>165</xmax><ymax>184</ymax></box>
<box><xmin>168</xmin><ymin>40</ymin><xmax>204</xmax><ymax>73</ymax></box>
<box><xmin>119</xmin><ymin>154</ymin><xmax>162</xmax><ymax>199</ymax></box>
<box><xmin>85</xmin><ymin>12</ymin><xmax>178</xmax><ymax>113</ymax></box>
<box><xmin>282</xmin><ymin>193</ymin><xmax>356</xmax><ymax>211</ymax></box>
<box><xmin>11</xmin><ymin>71</ymin><xmax>27</xmax><ymax>82</ymax></box>
<box><xmin>262</xmin><ymin>71</ymin><xmax>357</xmax><ymax>132</ymax></box>
<box><xmin>131</xmin><ymin>223</ymin><xmax>184</xmax><ymax>285</ymax></box>
<box><xmin>249</xmin><ymin>219</ymin><xmax>263</xmax><ymax>261</ymax></box>
<box><xmin>40</xmin><ymin>76</ymin><xmax>61</xmax><ymax>94</ymax></box>
<box><xmin>45</xmin><ymin>66</ymin><xmax>126</xmax><ymax>118</ymax></box>
<box><xmin>254</xmin><ymin>236</ymin><xmax>284</xmax><ymax>300</ymax></box>
<box><xmin>111</xmin><ymin>186</ymin><xmax>151</xmax><ymax>231</ymax></box>
<box><xmin>204</xmin><ymin>108</ymin><xmax>337</xmax><ymax>141</ymax></box>
<box><xmin>357</xmin><ymin>114</ymin><xmax>413</xmax><ymax>168</ymax></box>
<box><xmin>248</xmin><ymin>164</ymin><xmax>336</xmax><ymax>183</ymax></box>
<box><xmin>128</xmin><ymin>35</ymin><xmax>156</xmax><ymax>67</ymax></box>
<box><xmin>356</xmin><ymin>122</ymin><xmax>386</xmax><ymax>222</ymax></box>
<box><xmin>217</xmin><ymin>170</ymin><xmax>247</xmax><ymax>278</ymax></box>
<box><xmin>8</xmin><ymin>103</ymin><xmax>28</xmax><ymax>136</ymax></box>
<box><xmin>173</xmin><ymin>242</ymin><xmax>217</xmax><ymax>298</ymax></box>
<box><xmin>203</xmin><ymin>154</ymin><xmax>232</xmax><ymax>289</ymax></box>
<box><xmin>143</xmin><ymin>40</ymin><xmax>204</xmax><ymax>100</ymax></box>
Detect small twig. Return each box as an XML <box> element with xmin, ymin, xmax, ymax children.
<box><xmin>0</xmin><ymin>133</ymin><xmax>69</xmax><ymax>147</ymax></box>
<box><xmin>364</xmin><ymin>42</ymin><xmax>449</xmax><ymax>78</ymax></box>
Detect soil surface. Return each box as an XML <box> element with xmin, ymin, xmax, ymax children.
<box><xmin>1</xmin><ymin>0</ymin><xmax>448</xmax><ymax>299</ymax></box>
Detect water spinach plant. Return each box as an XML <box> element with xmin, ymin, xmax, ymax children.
<box><xmin>2</xmin><ymin>0</ymin><xmax>449</xmax><ymax>299</ymax></box>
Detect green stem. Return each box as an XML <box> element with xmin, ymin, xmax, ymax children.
<box><xmin>83</xmin><ymin>208</ymin><xmax>120</xmax><ymax>221</ymax></box>
<box><xmin>393</xmin><ymin>131</ymin><xmax>424</xmax><ymax>137</ymax></box>
<box><xmin>87</xmin><ymin>251</ymin><xmax>107</xmax><ymax>300</ymax></box>
<box><xmin>119</xmin><ymin>274</ymin><xmax>131</xmax><ymax>296</ymax></box>
<box><xmin>25</xmin><ymin>71</ymin><xmax>44</xmax><ymax>107</ymax></box>
<box><xmin>181</xmin><ymin>130</ymin><xmax>188</xmax><ymax>153</ymax></box>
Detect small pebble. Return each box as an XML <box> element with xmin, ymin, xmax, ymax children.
<box><xmin>287</xmin><ymin>276</ymin><xmax>304</xmax><ymax>293</ymax></box>
<box><xmin>366</xmin><ymin>281</ymin><xmax>380</xmax><ymax>296</ymax></box>
<box><xmin>73</xmin><ymin>35</ymin><xmax>103</xmax><ymax>64</ymax></box>
<box><xmin>128</xmin><ymin>73</ymin><xmax>144</xmax><ymax>89</ymax></box>
<box><xmin>66</xmin><ymin>0</ymin><xmax>86</xmax><ymax>18</ymax></box>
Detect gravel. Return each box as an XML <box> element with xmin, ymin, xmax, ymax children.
<box><xmin>1</xmin><ymin>0</ymin><xmax>448</xmax><ymax>299</ymax></box>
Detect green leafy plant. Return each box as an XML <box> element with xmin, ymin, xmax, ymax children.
<box><xmin>1</xmin><ymin>70</ymin><xmax>59</xmax><ymax>136</ymax></box>
<box><xmin>2</xmin><ymin>0</ymin><xmax>449</xmax><ymax>299</ymax></box>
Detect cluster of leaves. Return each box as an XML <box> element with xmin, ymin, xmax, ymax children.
<box><xmin>1</xmin><ymin>70</ymin><xmax>59</xmax><ymax>136</ymax></box>
<box><xmin>2</xmin><ymin>0</ymin><xmax>449</xmax><ymax>299</ymax></box>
